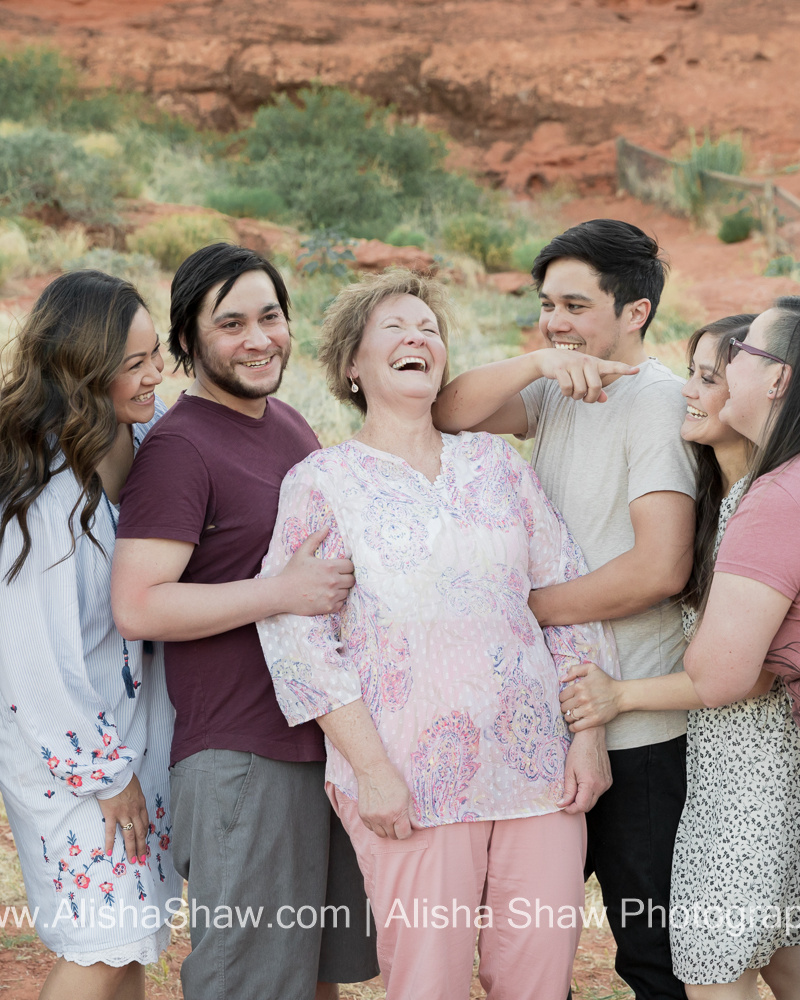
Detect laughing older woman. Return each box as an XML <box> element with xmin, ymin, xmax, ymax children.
<box><xmin>256</xmin><ymin>270</ymin><xmax>618</xmax><ymax>1000</ymax></box>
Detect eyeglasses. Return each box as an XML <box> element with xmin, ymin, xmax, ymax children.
<box><xmin>727</xmin><ymin>337</ymin><xmax>787</xmax><ymax>366</ymax></box>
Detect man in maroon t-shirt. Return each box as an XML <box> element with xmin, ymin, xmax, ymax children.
<box><xmin>112</xmin><ymin>244</ymin><xmax>378</xmax><ymax>1000</ymax></box>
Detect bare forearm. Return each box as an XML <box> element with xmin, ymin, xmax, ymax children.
<box><xmin>115</xmin><ymin>576</ymin><xmax>313</xmax><ymax>641</ymax></box>
<box><xmin>316</xmin><ymin>700</ymin><xmax>392</xmax><ymax>777</ymax></box>
<box><xmin>433</xmin><ymin>354</ymin><xmax>543</xmax><ymax>432</ymax></box>
<box><xmin>617</xmin><ymin>671</ymin><xmax>704</xmax><ymax>713</ymax></box>
<box><xmin>531</xmin><ymin>548</ymin><xmax>685</xmax><ymax>626</ymax></box>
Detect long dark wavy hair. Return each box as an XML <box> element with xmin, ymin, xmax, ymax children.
<box><xmin>0</xmin><ymin>270</ymin><xmax>147</xmax><ymax>582</ymax></box>
<box><xmin>745</xmin><ymin>296</ymin><xmax>800</xmax><ymax>488</ymax></box>
<box><xmin>680</xmin><ymin>314</ymin><xmax>755</xmax><ymax>612</ymax></box>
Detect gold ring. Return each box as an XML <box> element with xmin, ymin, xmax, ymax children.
<box><xmin>121</xmin><ymin>822</ymin><xmax>134</xmax><ymax>831</ymax></box>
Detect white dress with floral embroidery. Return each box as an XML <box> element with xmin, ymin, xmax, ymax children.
<box><xmin>0</xmin><ymin>399</ymin><xmax>181</xmax><ymax>965</ymax></box>
<box><xmin>257</xmin><ymin>432</ymin><xmax>619</xmax><ymax>825</ymax></box>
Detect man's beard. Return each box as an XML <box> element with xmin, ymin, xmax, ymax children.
<box><xmin>193</xmin><ymin>338</ymin><xmax>291</xmax><ymax>400</ymax></box>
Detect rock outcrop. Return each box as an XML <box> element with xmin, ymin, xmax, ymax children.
<box><xmin>1</xmin><ymin>0</ymin><xmax>798</xmax><ymax>193</ymax></box>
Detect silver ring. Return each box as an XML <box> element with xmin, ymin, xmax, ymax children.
<box><xmin>565</xmin><ymin>709</ymin><xmax>572</xmax><ymax>718</ymax></box>
<box><xmin>121</xmin><ymin>822</ymin><xmax>134</xmax><ymax>831</ymax></box>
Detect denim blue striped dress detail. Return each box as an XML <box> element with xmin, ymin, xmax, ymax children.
<box><xmin>0</xmin><ymin>397</ymin><xmax>182</xmax><ymax>965</ymax></box>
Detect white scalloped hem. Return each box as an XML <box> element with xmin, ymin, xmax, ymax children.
<box><xmin>56</xmin><ymin>922</ymin><xmax>171</xmax><ymax>968</ymax></box>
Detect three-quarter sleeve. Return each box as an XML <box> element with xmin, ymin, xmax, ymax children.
<box><xmin>0</xmin><ymin>500</ymin><xmax>138</xmax><ymax>798</ymax></box>
<box><xmin>256</xmin><ymin>463</ymin><xmax>364</xmax><ymax>727</ymax></box>
<box><xmin>504</xmin><ymin>442</ymin><xmax>620</xmax><ymax>685</ymax></box>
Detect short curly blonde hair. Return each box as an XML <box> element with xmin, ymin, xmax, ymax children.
<box><xmin>317</xmin><ymin>269</ymin><xmax>454</xmax><ymax>415</ymax></box>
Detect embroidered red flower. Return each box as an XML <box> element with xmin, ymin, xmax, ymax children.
<box><xmin>112</xmin><ymin>862</ymin><xmax>126</xmax><ymax>876</ymax></box>
<box><xmin>149</xmin><ymin>823</ymin><xmax>156</xmax><ymax>834</ymax></box>
<box><xmin>47</xmin><ymin>756</ymin><xmax>59</xmax><ymax>769</ymax></box>
<box><xmin>159</xmin><ymin>835</ymin><xmax>170</xmax><ymax>850</ymax></box>
<box><xmin>65</xmin><ymin>775</ymin><xmax>82</xmax><ymax>788</ymax></box>
<box><xmin>53</xmin><ymin>880</ymin><xmax>63</xmax><ymax>892</ymax></box>
<box><xmin>90</xmin><ymin>848</ymin><xmax>104</xmax><ymax>858</ymax></box>
<box><xmin>155</xmin><ymin>806</ymin><xmax>165</xmax><ymax>819</ymax></box>
<box><xmin>58</xmin><ymin>859</ymin><xmax>68</xmax><ymax>871</ymax></box>
<box><xmin>99</xmin><ymin>882</ymin><xmax>114</xmax><ymax>894</ymax></box>
<box><xmin>107</xmin><ymin>750</ymin><xmax>119</xmax><ymax>761</ymax></box>
<box><xmin>65</xmin><ymin>759</ymin><xmax>76</xmax><ymax>767</ymax></box>
<box><xmin>91</xmin><ymin>769</ymin><xmax>105</xmax><ymax>780</ymax></box>
<box><xmin>102</xmin><ymin>733</ymin><xmax>112</xmax><ymax>747</ymax></box>
<box><xmin>74</xmin><ymin>874</ymin><xmax>90</xmax><ymax>888</ymax></box>
<box><xmin>68</xmin><ymin>845</ymin><xmax>81</xmax><ymax>856</ymax></box>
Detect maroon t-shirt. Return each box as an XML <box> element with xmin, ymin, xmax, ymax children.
<box><xmin>117</xmin><ymin>392</ymin><xmax>325</xmax><ymax>765</ymax></box>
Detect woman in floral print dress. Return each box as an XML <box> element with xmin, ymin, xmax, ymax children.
<box><xmin>0</xmin><ymin>272</ymin><xmax>181</xmax><ymax>999</ymax></box>
<box><xmin>560</xmin><ymin>312</ymin><xmax>800</xmax><ymax>998</ymax></box>
<box><xmin>256</xmin><ymin>270</ymin><xmax>619</xmax><ymax>1000</ymax></box>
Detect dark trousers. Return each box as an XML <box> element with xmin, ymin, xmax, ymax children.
<box><xmin>582</xmin><ymin>734</ymin><xmax>689</xmax><ymax>1000</ymax></box>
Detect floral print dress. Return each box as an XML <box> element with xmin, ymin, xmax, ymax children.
<box><xmin>0</xmin><ymin>400</ymin><xmax>181</xmax><ymax>965</ymax></box>
<box><xmin>672</xmin><ymin>477</ymin><xmax>800</xmax><ymax>982</ymax></box>
<box><xmin>257</xmin><ymin>432</ymin><xmax>618</xmax><ymax>826</ymax></box>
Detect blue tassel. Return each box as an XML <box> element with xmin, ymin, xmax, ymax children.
<box><xmin>122</xmin><ymin>640</ymin><xmax>136</xmax><ymax>699</ymax></box>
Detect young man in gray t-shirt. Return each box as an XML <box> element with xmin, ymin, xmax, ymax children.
<box><xmin>435</xmin><ymin>219</ymin><xmax>695</xmax><ymax>1000</ymax></box>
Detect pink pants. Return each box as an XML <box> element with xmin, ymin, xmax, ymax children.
<box><xmin>330</xmin><ymin>786</ymin><xmax>587</xmax><ymax>1000</ymax></box>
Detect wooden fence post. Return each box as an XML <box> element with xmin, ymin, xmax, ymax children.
<box><xmin>762</xmin><ymin>181</ymin><xmax>778</xmax><ymax>258</ymax></box>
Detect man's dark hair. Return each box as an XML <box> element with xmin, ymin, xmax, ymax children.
<box><xmin>531</xmin><ymin>219</ymin><xmax>668</xmax><ymax>337</ymax></box>
<box><xmin>169</xmin><ymin>243</ymin><xmax>291</xmax><ymax>376</ymax></box>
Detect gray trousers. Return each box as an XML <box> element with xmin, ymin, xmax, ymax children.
<box><xmin>170</xmin><ymin>750</ymin><xmax>378</xmax><ymax>1000</ymax></box>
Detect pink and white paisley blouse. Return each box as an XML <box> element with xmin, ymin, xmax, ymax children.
<box><xmin>257</xmin><ymin>431</ymin><xmax>618</xmax><ymax>827</ymax></box>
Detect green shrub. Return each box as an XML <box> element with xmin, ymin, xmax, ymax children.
<box><xmin>648</xmin><ymin>310</ymin><xmax>697</xmax><ymax>345</ymax></box>
<box><xmin>717</xmin><ymin>209</ymin><xmax>755</xmax><ymax>244</ymax></box>
<box><xmin>0</xmin><ymin>223</ymin><xmax>31</xmax><ymax>286</ymax></box>
<box><xmin>0</xmin><ymin>127</ymin><xmax>117</xmax><ymax>223</ymax></box>
<box><xmin>127</xmin><ymin>214</ymin><xmax>235</xmax><ymax>272</ymax></box>
<box><xmin>296</xmin><ymin>230</ymin><xmax>357</xmax><ymax>278</ymax></box>
<box><xmin>238</xmin><ymin>87</ymin><xmax>485</xmax><ymax>239</ymax></box>
<box><xmin>64</xmin><ymin>247</ymin><xmax>160</xmax><ymax>283</ymax></box>
<box><xmin>385</xmin><ymin>225</ymin><xmax>427</xmax><ymax>248</ymax></box>
<box><xmin>764</xmin><ymin>255</ymin><xmax>796</xmax><ymax>277</ymax></box>
<box><xmin>442</xmin><ymin>213</ymin><xmax>515</xmax><ymax>270</ymax></box>
<box><xmin>53</xmin><ymin>91</ymin><xmax>132</xmax><ymax>132</ymax></box>
<box><xmin>509</xmin><ymin>237</ymin><xmax>549</xmax><ymax>273</ymax></box>
<box><xmin>27</xmin><ymin>225</ymin><xmax>89</xmax><ymax>274</ymax></box>
<box><xmin>0</xmin><ymin>47</ymin><xmax>69</xmax><ymax>122</ymax></box>
<box><xmin>674</xmin><ymin>131</ymin><xmax>745</xmax><ymax>220</ymax></box>
<box><xmin>205</xmin><ymin>185</ymin><xmax>287</xmax><ymax>220</ymax></box>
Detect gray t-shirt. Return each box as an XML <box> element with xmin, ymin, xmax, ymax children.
<box><xmin>519</xmin><ymin>357</ymin><xmax>696</xmax><ymax>751</ymax></box>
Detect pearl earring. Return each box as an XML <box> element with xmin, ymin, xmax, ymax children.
<box><xmin>351</xmin><ymin>381</ymin><xmax>359</xmax><ymax>393</ymax></box>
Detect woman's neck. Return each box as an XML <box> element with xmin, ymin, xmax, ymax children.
<box><xmin>714</xmin><ymin>439</ymin><xmax>750</xmax><ymax>495</ymax></box>
<box><xmin>355</xmin><ymin>406</ymin><xmax>443</xmax><ymax>483</ymax></box>
<box><xmin>96</xmin><ymin>424</ymin><xmax>134</xmax><ymax>504</ymax></box>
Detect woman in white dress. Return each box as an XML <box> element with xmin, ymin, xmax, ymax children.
<box><xmin>0</xmin><ymin>271</ymin><xmax>181</xmax><ymax>999</ymax></box>
<box><xmin>560</xmin><ymin>313</ymin><xmax>800</xmax><ymax>998</ymax></box>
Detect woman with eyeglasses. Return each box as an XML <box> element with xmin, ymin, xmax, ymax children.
<box><xmin>560</xmin><ymin>302</ymin><xmax>800</xmax><ymax>999</ymax></box>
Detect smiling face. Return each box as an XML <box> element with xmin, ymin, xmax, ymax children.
<box><xmin>538</xmin><ymin>258</ymin><xmax>650</xmax><ymax>366</ymax></box>
<box><xmin>681</xmin><ymin>332</ymin><xmax>743</xmax><ymax>450</ymax></box>
<box><xmin>348</xmin><ymin>294</ymin><xmax>447</xmax><ymax>414</ymax></box>
<box><xmin>108</xmin><ymin>306</ymin><xmax>163</xmax><ymax>425</ymax></box>
<box><xmin>190</xmin><ymin>269</ymin><xmax>291</xmax><ymax>411</ymax></box>
<box><xmin>721</xmin><ymin>310</ymin><xmax>786</xmax><ymax>443</ymax></box>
